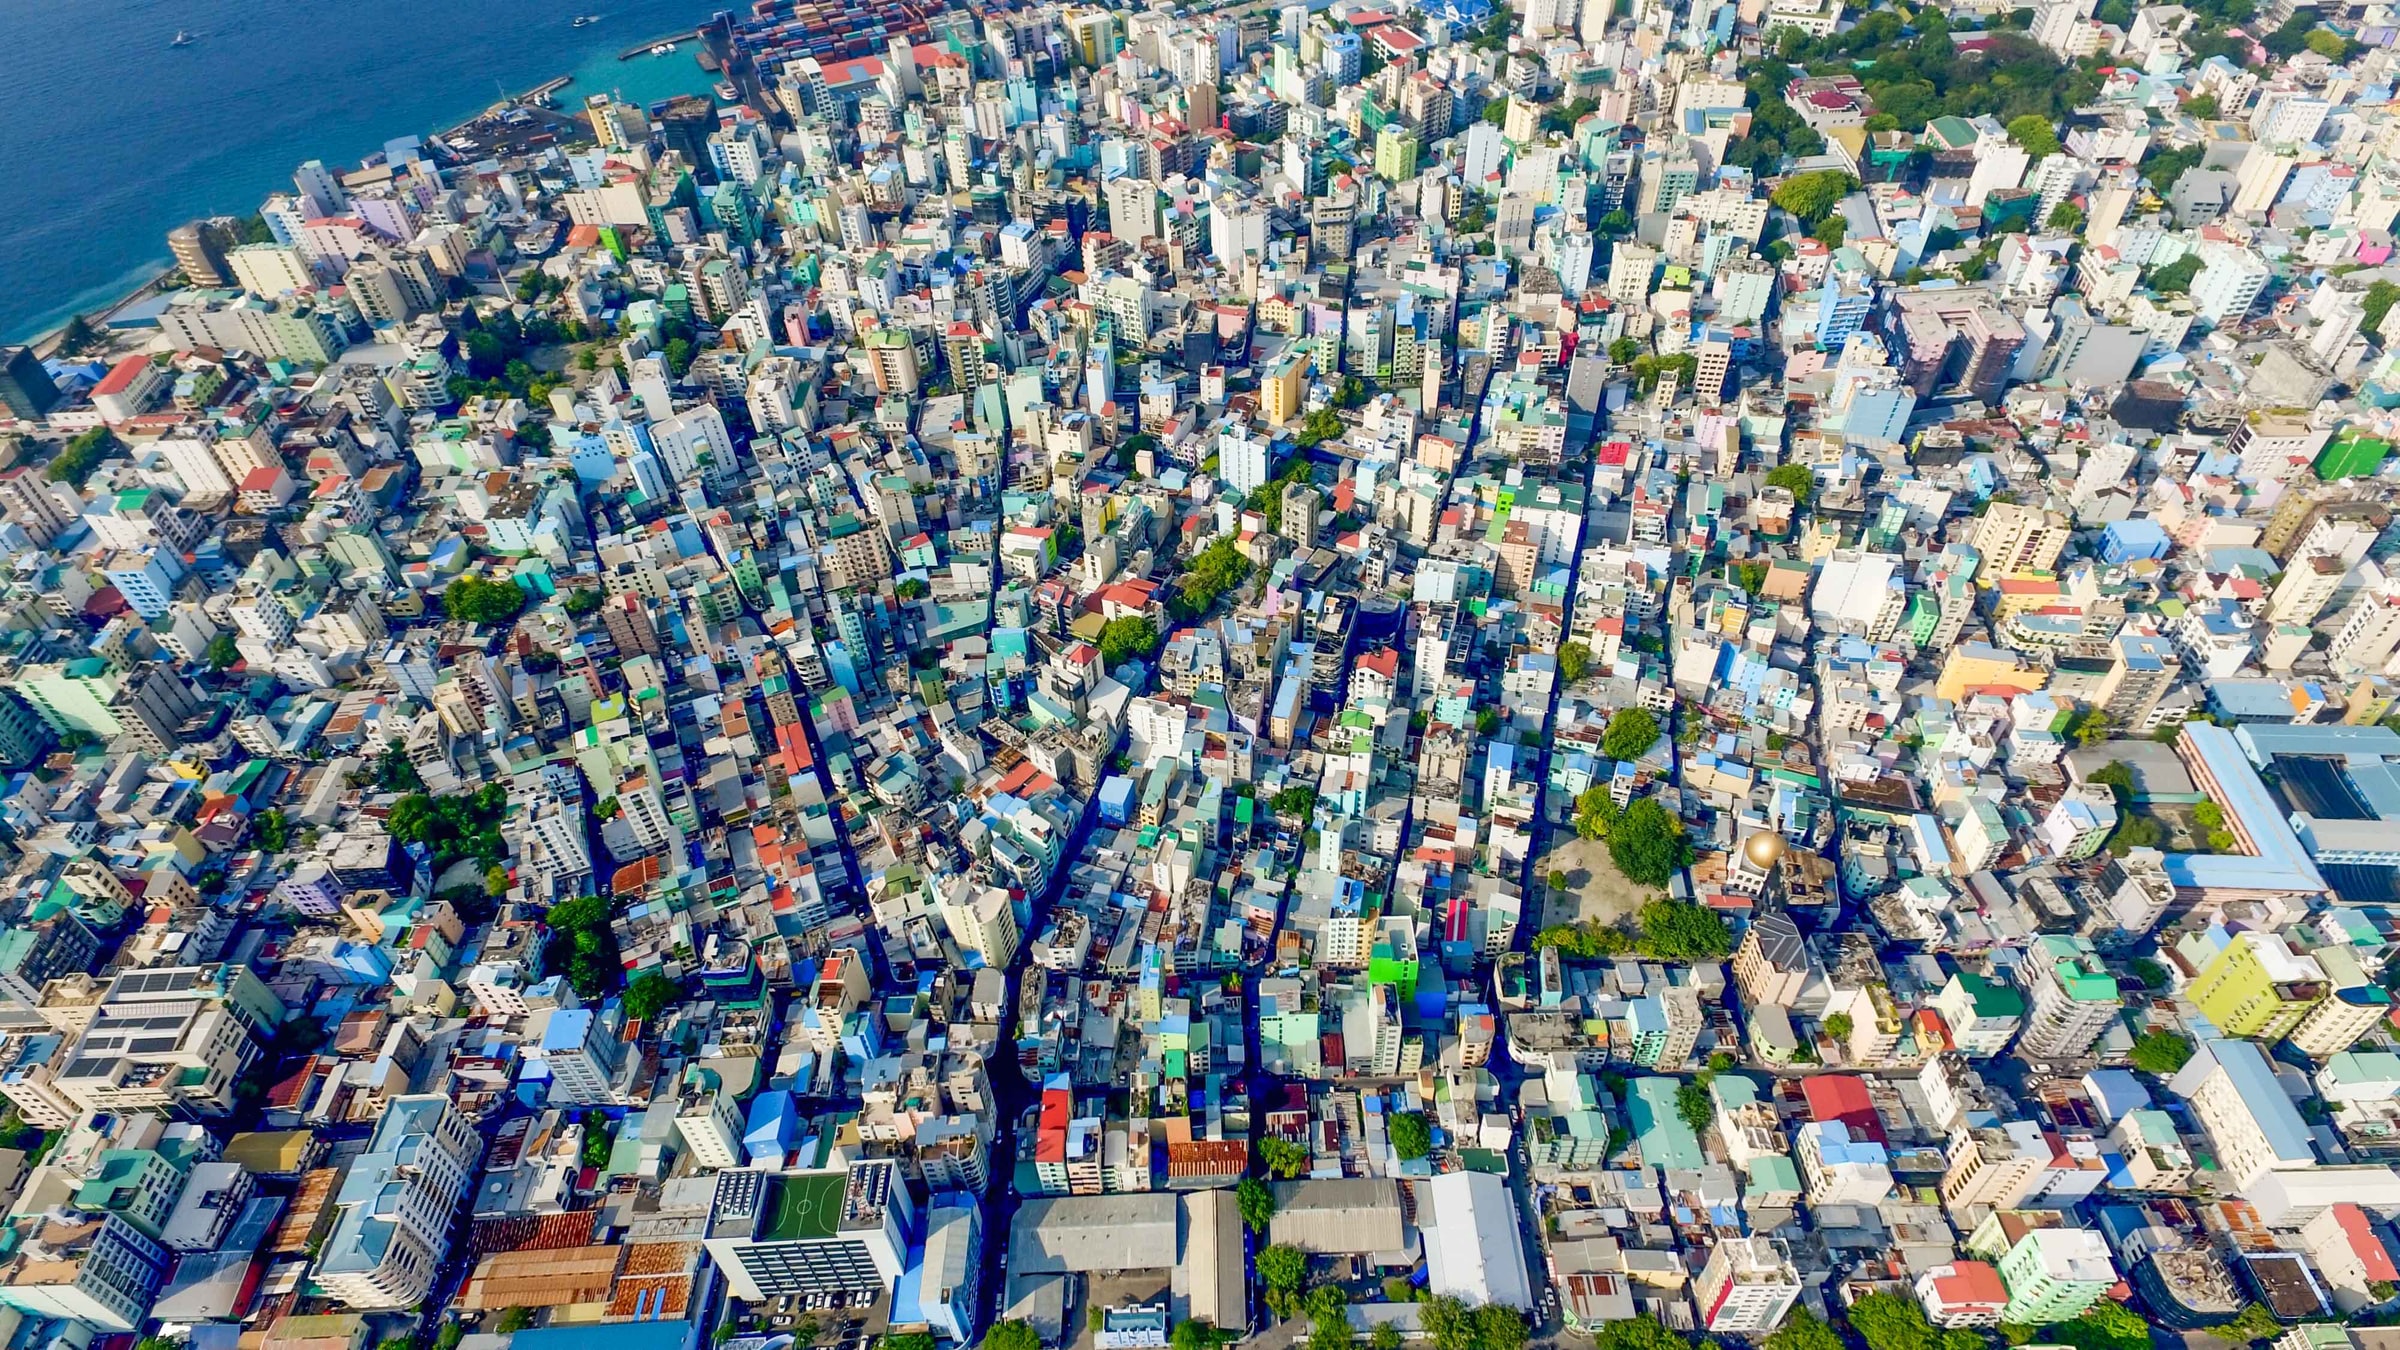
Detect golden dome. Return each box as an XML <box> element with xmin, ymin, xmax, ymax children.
<box><xmin>1743</xmin><ymin>831</ymin><xmax>1788</xmax><ymax>871</ymax></box>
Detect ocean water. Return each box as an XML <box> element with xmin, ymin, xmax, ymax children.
<box><xmin>0</xmin><ymin>0</ymin><xmax>729</xmax><ymax>342</ymax></box>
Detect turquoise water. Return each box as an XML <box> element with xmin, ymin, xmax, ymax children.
<box><xmin>0</xmin><ymin>0</ymin><xmax>727</xmax><ymax>341</ymax></box>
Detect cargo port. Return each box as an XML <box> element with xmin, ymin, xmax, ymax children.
<box><xmin>729</xmin><ymin>0</ymin><xmax>950</xmax><ymax>69</ymax></box>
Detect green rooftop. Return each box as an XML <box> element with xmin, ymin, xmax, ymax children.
<box><xmin>763</xmin><ymin>1173</ymin><xmax>846</xmax><ymax>1241</ymax></box>
<box><xmin>1956</xmin><ymin>973</ymin><xmax>2027</xmax><ymax>1019</ymax></box>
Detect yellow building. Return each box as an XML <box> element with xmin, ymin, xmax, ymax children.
<box><xmin>2182</xmin><ymin>928</ymin><xmax>2326</xmax><ymax>1043</ymax></box>
<box><xmin>1261</xmin><ymin>348</ymin><xmax>1308</xmax><ymax>427</ymax></box>
<box><xmin>1933</xmin><ymin>642</ymin><xmax>2048</xmax><ymax>703</ymax></box>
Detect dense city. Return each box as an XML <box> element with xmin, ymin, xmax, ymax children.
<box><xmin>1</xmin><ymin>2</ymin><xmax>2400</xmax><ymax>1350</ymax></box>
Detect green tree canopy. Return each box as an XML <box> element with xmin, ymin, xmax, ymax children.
<box><xmin>1764</xmin><ymin>1310</ymin><xmax>1845</xmax><ymax>1350</ymax></box>
<box><xmin>1847</xmin><ymin>1293</ymin><xmax>1937</xmax><ymax>1350</ymax></box>
<box><xmin>1676</xmin><ymin>1080</ymin><xmax>1715</xmax><ymax>1132</ymax></box>
<box><xmin>1099</xmin><ymin>615</ymin><xmax>1160</xmax><ymax>668</ymax></box>
<box><xmin>1257</xmin><ymin>1135</ymin><xmax>1310</xmax><ymax>1179</ymax></box>
<box><xmin>987</xmin><ymin>1323</ymin><xmax>1044</xmax><ymax>1350</ymax></box>
<box><xmin>2006</xmin><ymin>113</ymin><xmax>2062</xmax><ymax>157</ymax></box>
<box><xmin>1764</xmin><ymin>462</ymin><xmax>1815</xmax><ymax>504</ymax></box>
<box><xmin>204</xmin><ymin>633</ymin><xmax>241</xmax><ymax>671</ymax></box>
<box><xmin>1770</xmin><ymin>170</ymin><xmax>1858</xmax><ymax>224</ymax></box>
<box><xmin>1558</xmin><ymin>641</ymin><xmax>1595</xmax><ymax>685</ymax></box>
<box><xmin>444</xmin><ymin>575</ymin><xmax>528</xmax><ymax>626</ymax></box>
<box><xmin>1237</xmin><ymin>1176</ymin><xmax>1277</xmax><ymax>1234</ymax></box>
<box><xmin>2129</xmin><ymin>1030</ymin><xmax>2194</xmax><ymax>1075</ymax></box>
<box><xmin>1611</xmin><ymin>800</ymin><xmax>1692</xmax><ymax>887</ymax></box>
<box><xmin>1574</xmin><ymin>786</ymin><xmax>1623</xmax><ymax>842</ymax></box>
<box><xmin>621</xmin><ymin>970</ymin><xmax>681</xmax><ymax>1024</ymax></box>
<box><xmin>1603</xmin><ymin>707</ymin><xmax>1661</xmax><ymax>761</ymax></box>
<box><xmin>1389</xmin><ymin>1111</ymin><xmax>1433</xmax><ymax>1160</ymax></box>
<box><xmin>1639</xmin><ymin>899</ymin><xmax>1732</xmax><ymax>960</ymax></box>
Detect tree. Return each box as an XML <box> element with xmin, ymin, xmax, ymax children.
<box><xmin>2364</xmin><ymin>279</ymin><xmax>2400</xmax><ymax>336</ymax></box>
<box><xmin>2044</xmin><ymin>1302</ymin><xmax>2152</xmax><ymax>1350</ymax></box>
<box><xmin>1770</xmin><ymin>170</ymin><xmax>1858</xmax><ymax>224</ymax></box>
<box><xmin>1481</xmin><ymin>97</ymin><xmax>1509</xmax><ymax>127</ymax></box>
<box><xmin>444</xmin><ymin>575</ymin><xmax>529</xmax><ymax>626</ymax></box>
<box><xmin>1257</xmin><ymin>1135</ymin><xmax>1310</xmax><ymax>1179</ymax></box>
<box><xmin>1603</xmin><ymin>707</ymin><xmax>1661</xmax><ymax>761</ymax></box>
<box><xmin>2184</xmin><ymin>93</ymin><xmax>2219</xmax><ymax>118</ymax></box>
<box><xmin>496</xmin><ymin>1309</ymin><xmax>535</xmax><ymax>1334</ymax></box>
<box><xmin>2006</xmin><ymin>114</ymin><xmax>2062</xmax><ymax>158</ymax></box>
<box><xmin>2047</xmin><ymin>201</ymin><xmax>2085</xmax><ymax>231</ymax></box>
<box><xmin>1611</xmin><ymin>801</ymin><xmax>1692</xmax><ymax>887</ymax></box>
<box><xmin>1257</xmin><ymin>1244</ymin><xmax>1309</xmax><ymax>1317</ymax></box>
<box><xmin>1848</xmin><ymin>1293</ymin><xmax>1937</xmax><ymax>1350</ymax></box>
<box><xmin>204</xmin><ymin>633</ymin><xmax>241</xmax><ymax>672</ymax></box>
<box><xmin>1812</xmin><ymin>216</ymin><xmax>1848</xmax><ymax>248</ymax></box>
<box><xmin>1731</xmin><ymin>561</ymin><xmax>1767</xmax><ymax>593</ymax></box>
<box><xmin>1559</xmin><ymin>641</ymin><xmax>1595</xmax><ymax>685</ymax></box>
<box><xmin>1237</xmin><ymin>1176</ymin><xmax>1277</xmax><ymax>1234</ymax></box>
<box><xmin>2149</xmin><ymin>253</ymin><xmax>2203</xmax><ymax>294</ymax></box>
<box><xmin>435</xmin><ymin>1325</ymin><xmax>465</xmax><ymax>1350</ymax></box>
<box><xmin>1389</xmin><ymin>1111</ymin><xmax>1433</xmax><ymax>1160</ymax></box>
<box><xmin>1607</xmin><ymin>337</ymin><xmax>1641</xmax><ymax>365</ymax></box>
<box><xmin>1824</xmin><ymin>1012</ymin><xmax>1855</xmax><ymax>1041</ymax></box>
<box><xmin>1764</xmin><ymin>462</ymin><xmax>1815</xmax><ymax>505</ymax></box>
<box><xmin>485</xmin><ymin>864</ymin><xmax>511</xmax><ymax>898</ymax></box>
<box><xmin>1639</xmin><ymin>899</ymin><xmax>1732</xmax><ymax>960</ymax></box>
<box><xmin>2129</xmin><ymin>1030</ymin><xmax>2195</xmax><ymax>1075</ymax></box>
<box><xmin>1297</xmin><ymin>407</ymin><xmax>1345</xmax><ymax>447</ymax></box>
<box><xmin>987</xmin><ymin>1323</ymin><xmax>1043</xmax><ymax>1350</ymax></box>
<box><xmin>1421</xmin><ymin>1297</ymin><xmax>1473</xmax><ymax>1350</ymax></box>
<box><xmin>1309</xmin><ymin>1288</ymin><xmax>1354</xmax><ymax>1350</ymax></box>
<box><xmin>561</xmin><ymin>586</ymin><xmax>605</xmax><ymax>616</ymax></box>
<box><xmin>1272</xmin><ymin>785</ymin><xmax>1319</xmax><ymax>823</ymax></box>
<box><xmin>1676</xmin><ymin>1080</ymin><xmax>1715</xmax><ymax>1133</ymax></box>
<box><xmin>622</xmin><ymin>970</ymin><xmax>681</xmax><ymax>1023</ymax></box>
<box><xmin>1764</xmin><ymin>1311</ymin><xmax>1845</xmax><ymax>1350</ymax></box>
<box><xmin>1574</xmin><ymin>786</ymin><xmax>1622</xmax><ymax>842</ymax></box>
<box><xmin>46</xmin><ymin>427</ymin><xmax>119</xmax><ymax>488</ymax></box>
<box><xmin>1173</xmin><ymin>1324</ymin><xmax>1227</xmax><ymax>1350</ymax></box>
<box><xmin>895</xmin><ymin>577</ymin><xmax>929</xmax><ymax>600</ymax></box>
<box><xmin>1371</xmin><ymin>1325</ymin><xmax>1404</xmax><ymax>1350</ymax></box>
<box><xmin>1469</xmin><ymin>1307</ymin><xmax>1527</xmax><ymax>1350</ymax></box>
<box><xmin>1099</xmin><ymin>615</ymin><xmax>1160</xmax><ymax>668</ymax></box>
<box><xmin>1592</xmin><ymin>1317</ymin><xmax>1691</xmax><ymax>1350</ymax></box>
<box><xmin>254</xmin><ymin>809</ymin><xmax>289</xmax><ymax>854</ymax></box>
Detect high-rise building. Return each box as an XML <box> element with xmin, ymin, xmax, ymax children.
<box><xmin>2168</xmin><ymin>1038</ymin><xmax>2318</xmax><ymax>1190</ymax></box>
<box><xmin>1696</xmin><ymin>1236</ymin><xmax>1801</xmax><ymax>1333</ymax></box>
<box><xmin>2017</xmin><ymin>935</ymin><xmax>2121</xmax><ymax>1058</ymax></box>
<box><xmin>703</xmin><ymin>1163</ymin><xmax>915</xmax><ymax>1304</ymax></box>
<box><xmin>2185</xmin><ymin>928</ymin><xmax>2327</xmax><ymax>1042</ymax></box>
<box><xmin>167</xmin><ymin>221</ymin><xmax>230</xmax><ymax>287</ymax></box>
<box><xmin>314</xmin><ymin>1095</ymin><xmax>482</xmax><ymax>1309</ymax></box>
<box><xmin>1994</xmin><ymin>1229</ymin><xmax>2116</xmax><ymax>1324</ymax></box>
<box><xmin>0</xmin><ymin>346</ymin><xmax>61</xmax><ymax>422</ymax></box>
<box><xmin>1972</xmin><ymin>501</ymin><xmax>2073</xmax><ymax>578</ymax></box>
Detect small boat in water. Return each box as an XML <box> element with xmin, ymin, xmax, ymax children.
<box><xmin>170</xmin><ymin>29</ymin><xmax>193</xmax><ymax>46</ymax></box>
<box><xmin>571</xmin><ymin>14</ymin><xmax>599</xmax><ymax>26</ymax></box>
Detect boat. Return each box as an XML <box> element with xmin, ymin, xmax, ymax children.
<box><xmin>571</xmin><ymin>14</ymin><xmax>600</xmax><ymax>25</ymax></box>
<box><xmin>649</xmin><ymin>42</ymin><xmax>671</xmax><ymax>54</ymax></box>
<box><xmin>713</xmin><ymin>80</ymin><xmax>739</xmax><ymax>100</ymax></box>
<box><xmin>170</xmin><ymin>29</ymin><xmax>193</xmax><ymax>46</ymax></box>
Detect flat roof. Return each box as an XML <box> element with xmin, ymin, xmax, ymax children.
<box><xmin>2163</xmin><ymin>725</ymin><xmax>2328</xmax><ymax>896</ymax></box>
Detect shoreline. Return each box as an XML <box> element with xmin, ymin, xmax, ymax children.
<box><xmin>20</xmin><ymin>72</ymin><xmax>578</xmax><ymax>363</ymax></box>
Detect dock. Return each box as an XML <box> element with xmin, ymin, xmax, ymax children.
<box><xmin>618</xmin><ymin>29</ymin><xmax>700</xmax><ymax>60</ymax></box>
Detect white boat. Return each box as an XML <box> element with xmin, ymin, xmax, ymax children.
<box><xmin>649</xmin><ymin>42</ymin><xmax>671</xmax><ymax>54</ymax></box>
<box><xmin>170</xmin><ymin>29</ymin><xmax>193</xmax><ymax>46</ymax></box>
<box><xmin>571</xmin><ymin>14</ymin><xmax>600</xmax><ymax>26</ymax></box>
<box><xmin>713</xmin><ymin>80</ymin><xmax>739</xmax><ymax>100</ymax></box>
